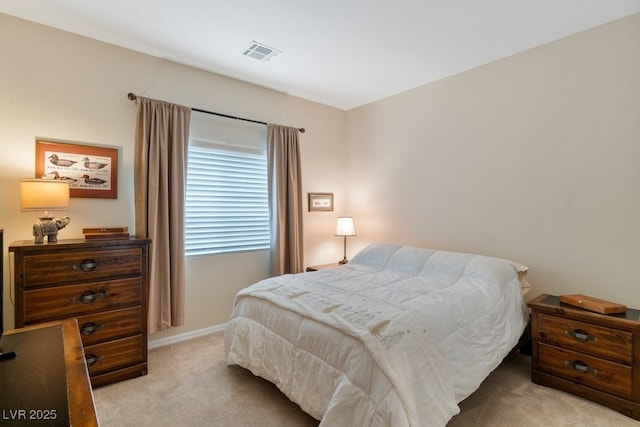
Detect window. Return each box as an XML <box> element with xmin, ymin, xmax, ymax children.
<box><xmin>185</xmin><ymin>141</ymin><xmax>270</xmax><ymax>256</ymax></box>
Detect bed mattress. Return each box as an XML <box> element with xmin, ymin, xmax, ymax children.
<box><xmin>225</xmin><ymin>243</ymin><xmax>529</xmax><ymax>426</ymax></box>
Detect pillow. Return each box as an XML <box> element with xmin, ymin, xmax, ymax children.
<box><xmin>494</xmin><ymin>257</ymin><xmax>531</xmax><ymax>296</ymax></box>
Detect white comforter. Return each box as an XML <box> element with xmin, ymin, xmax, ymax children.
<box><xmin>225</xmin><ymin>244</ymin><xmax>529</xmax><ymax>426</ymax></box>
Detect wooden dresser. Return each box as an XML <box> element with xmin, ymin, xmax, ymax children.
<box><xmin>9</xmin><ymin>237</ymin><xmax>150</xmax><ymax>387</ymax></box>
<box><xmin>528</xmin><ymin>293</ymin><xmax>640</xmax><ymax>420</ymax></box>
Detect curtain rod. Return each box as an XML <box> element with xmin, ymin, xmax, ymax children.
<box><xmin>127</xmin><ymin>93</ymin><xmax>305</xmax><ymax>133</ymax></box>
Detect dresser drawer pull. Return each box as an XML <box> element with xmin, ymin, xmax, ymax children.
<box><xmin>565</xmin><ymin>329</ymin><xmax>597</xmax><ymax>343</ymax></box>
<box><xmin>73</xmin><ymin>259</ymin><xmax>102</xmax><ymax>272</ymax></box>
<box><xmin>73</xmin><ymin>290</ymin><xmax>105</xmax><ymax>304</ymax></box>
<box><xmin>565</xmin><ymin>360</ymin><xmax>598</xmax><ymax>375</ymax></box>
<box><xmin>85</xmin><ymin>354</ymin><xmax>104</xmax><ymax>367</ymax></box>
<box><xmin>79</xmin><ymin>322</ymin><xmax>103</xmax><ymax>335</ymax></box>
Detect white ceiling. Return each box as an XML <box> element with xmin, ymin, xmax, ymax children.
<box><xmin>1</xmin><ymin>0</ymin><xmax>640</xmax><ymax>110</ymax></box>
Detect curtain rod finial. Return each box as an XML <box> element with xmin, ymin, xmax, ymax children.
<box><xmin>299</xmin><ymin>128</ymin><xmax>305</xmax><ymax>133</ymax></box>
<box><xmin>127</xmin><ymin>92</ymin><xmax>137</xmax><ymax>101</ymax></box>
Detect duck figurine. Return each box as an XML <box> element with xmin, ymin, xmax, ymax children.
<box><xmin>48</xmin><ymin>154</ymin><xmax>77</xmax><ymax>167</ymax></box>
<box><xmin>82</xmin><ymin>157</ymin><xmax>108</xmax><ymax>169</ymax></box>
<box><xmin>42</xmin><ymin>171</ymin><xmax>77</xmax><ymax>182</ymax></box>
<box><xmin>81</xmin><ymin>174</ymin><xmax>107</xmax><ymax>185</ymax></box>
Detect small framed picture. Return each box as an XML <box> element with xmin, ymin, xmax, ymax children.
<box><xmin>36</xmin><ymin>139</ymin><xmax>118</xmax><ymax>199</ymax></box>
<box><xmin>308</xmin><ymin>193</ymin><xmax>334</xmax><ymax>212</ymax></box>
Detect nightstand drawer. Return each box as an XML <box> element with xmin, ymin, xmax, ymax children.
<box><xmin>21</xmin><ymin>247</ymin><xmax>143</xmax><ymax>288</ymax></box>
<box><xmin>537</xmin><ymin>313</ymin><xmax>633</xmax><ymax>364</ymax></box>
<box><xmin>539</xmin><ymin>342</ymin><xmax>633</xmax><ymax>399</ymax></box>
<box><xmin>76</xmin><ymin>306</ymin><xmax>143</xmax><ymax>346</ymax></box>
<box><xmin>23</xmin><ymin>277</ymin><xmax>142</xmax><ymax>323</ymax></box>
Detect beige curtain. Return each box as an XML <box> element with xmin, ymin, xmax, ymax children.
<box><xmin>134</xmin><ymin>97</ymin><xmax>191</xmax><ymax>334</ymax></box>
<box><xmin>267</xmin><ymin>124</ymin><xmax>303</xmax><ymax>276</ymax></box>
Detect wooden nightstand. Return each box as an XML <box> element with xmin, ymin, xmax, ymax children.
<box><xmin>528</xmin><ymin>294</ymin><xmax>640</xmax><ymax>420</ymax></box>
<box><xmin>305</xmin><ymin>262</ymin><xmax>342</xmax><ymax>272</ymax></box>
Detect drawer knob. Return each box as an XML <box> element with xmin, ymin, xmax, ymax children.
<box><xmin>79</xmin><ymin>322</ymin><xmax>103</xmax><ymax>335</ymax></box>
<box><xmin>565</xmin><ymin>329</ymin><xmax>597</xmax><ymax>343</ymax></box>
<box><xmin>85</xmin><ymin>354</ymin><xmax>104</xmax><ymax>367</ymax></box>
<box><xmin>73</xmin><ymin>290</ymin><xmax>105</xmax><ymax>304</ymax></box>
<box><xmin>73</xmin><ymin>259</ymin><xmax>102</xmax><ymax>272</ymax></box>
<box><xmin>565</xmin><ymin>360</ymin><xmax>598</xmax><ymax>375</ymax></box>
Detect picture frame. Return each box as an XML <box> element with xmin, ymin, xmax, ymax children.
<box><xmin>308</xmin><ymin>192</ymin><xmax>334</xmax><ymax>212</ymax></box>
<box><xmin>36</xmin><ymin>139</ymin><xmax>118</xmax><ymax>199</ymax></box>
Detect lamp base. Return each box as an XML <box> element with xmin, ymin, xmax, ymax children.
<box><xmin>338</xmin><ymin>235</ymin><xmax>350</xmax><ymax>265</ymax></box>
<box><xmin>32</xmin><ymin>216</ymin><xmax>71</xmax><ymax>244</ymax></box>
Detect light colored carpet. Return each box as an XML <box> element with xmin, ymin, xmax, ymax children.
<box><xmin>94</xmin><ymin>332</ymin><xmax>639</xmax><ymax>426</ymax></box>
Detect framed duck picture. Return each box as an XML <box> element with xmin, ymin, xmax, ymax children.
<box><xmin>35</xmin><ymin>139</ymin><xmax>118</xmax><ymax>198</ymax></box>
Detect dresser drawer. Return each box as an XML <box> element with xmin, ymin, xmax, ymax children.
<box><xmin>539</xmin><ymin>342</ymin><xmax>633</xmax><ymax>399</ymax></box>
<box><xmin>76</xmin><ymin>306</ymin><xmax>143</xmax><ymax>346</ymax></box>
<box><xmin>21</xmin><ymin>247</ymin><xmax>143</xmax><ymax>288</ymax></box>
<box><xmin>84</xmin><ymin>334</ymin><xmax>145</xmax><ymax>376</ymax></box>
<box><xmin>23</xmin><ymin>277</ymin><xmax>142</xmax><ymax>324</ymax></box>
<box><xmin>537</xmin><ymin>313</ymin><xmax>633</xmax><ymax>364</ymax></box>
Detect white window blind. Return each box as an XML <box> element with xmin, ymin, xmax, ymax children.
<box><xmin>185</xmin><ymin>142</ymin><xmax>270</xmax><ymax>256</ymax></box>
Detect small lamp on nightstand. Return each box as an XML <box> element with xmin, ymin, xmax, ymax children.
<box><xmin>20</xmin><ymin>179</ymin><xmax>71</xmax><ymax>243</ymax></box>
<box><xmin>335</xmin><ymin>216</ymin><xmax>356</xmax><ymax>264</ymax></box>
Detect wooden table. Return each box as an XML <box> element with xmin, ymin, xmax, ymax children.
<box><xmin>1</xmin><ymin>319</ymin><xmax>99</xmax><ymax>426</ymax></box>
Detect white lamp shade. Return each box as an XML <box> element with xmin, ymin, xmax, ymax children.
<box><xmin>20</xmin><ymin>179</ymin><xmax>70</xmax><ymax>212</ymax></box>
<box><xmin>335</xmin><ymin>216</ymin><xmax>356</xmax><ymax>237</ymax></box>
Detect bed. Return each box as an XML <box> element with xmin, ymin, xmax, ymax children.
<box><xmin>225</xmin><ymin>243</ymin><xmax>530</xmax><ymax>426</ymax></box>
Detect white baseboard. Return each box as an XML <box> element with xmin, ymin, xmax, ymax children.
<box><xmin>148</xmin><ymin>323</ymin><xmax>227</xmax><ymax>350</ymax></box>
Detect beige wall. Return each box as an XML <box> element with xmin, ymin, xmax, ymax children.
<box><xmin>2</xmin><ymin>12</ymin><xmax>639</xmax><ymax>343</ymax></box>
<box><xmin>346</xmin><ymin>13</ymin><xmax>640</xmax><ymax>305</ymax></box>
<box><xmin>0</xmin><ymin>13</ymin><xmax>348</xmax><ymax>342</ymax></box>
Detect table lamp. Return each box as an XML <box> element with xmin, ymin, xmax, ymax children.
<box><xmin>20</xmin><ymin>179</ymin><xmax>71</xmax><ymax>243</ymax></box>
<box><xmin>335</xmin><ymin>216</ymin><xmax>356</xmax><ymax>264</ymax></box>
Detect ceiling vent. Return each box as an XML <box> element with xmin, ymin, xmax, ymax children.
<box><xmin>242</xmin><ymin>41</ymin><xmax>281</xmax><ymax>62</ymax></box>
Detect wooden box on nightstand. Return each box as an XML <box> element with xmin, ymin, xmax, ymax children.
<box><xmin>528</xmin><ymin>293</ymin><xmax>640</xmax><ymax>420</ymax></box>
